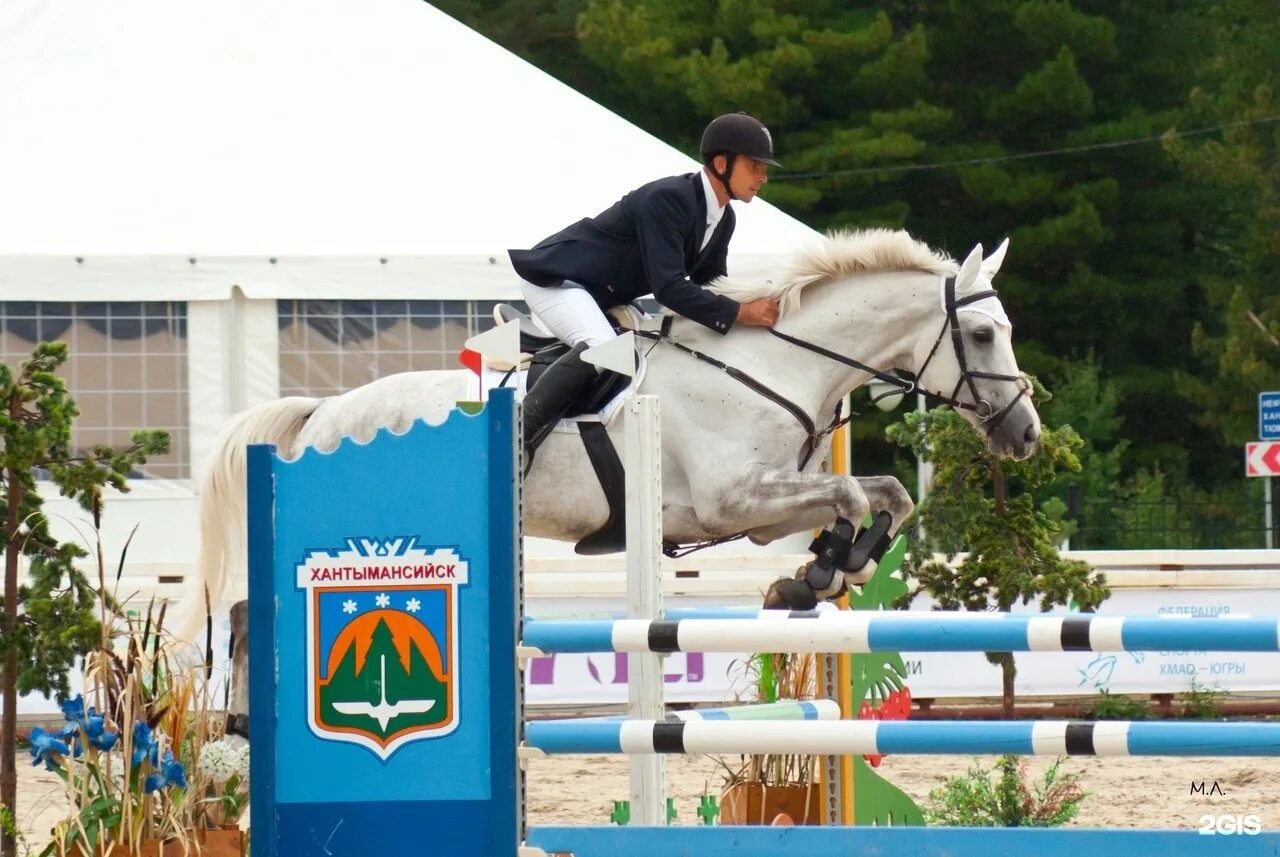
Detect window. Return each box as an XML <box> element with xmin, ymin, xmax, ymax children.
<box><xmin>277</xmin><ymin>300</ymin><xmax>524</xmax><ymax>397</ymax></box>
<box><xmin>0</xmin><ymin>302</ymin><xmax>189</xmax><ymax>479</ymax></box>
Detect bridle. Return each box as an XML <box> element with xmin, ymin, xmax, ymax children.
<box><xmin>635</xmin><ymin>274</ymin><xmax>1031</xmax><ymax>557</ymax></box>
<box><xmin>771</xmin><ymin>275</ymin><xmax>1032</xmax><ymax>431</ymax></box>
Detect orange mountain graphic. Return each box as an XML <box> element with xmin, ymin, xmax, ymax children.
<box><xmin>325</xmin><ymin>610</ymin><xmax>446</xmax><ymax>681</ymax></box>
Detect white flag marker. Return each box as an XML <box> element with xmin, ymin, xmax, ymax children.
<box><xmin>463</xmin><ymin>320</ymin><xmax>522</xmax><ymax>368</ymax></box>
<box><xmin>583</xmin><ymin>332</ymin><xmax>637</xmax><ymax>377</ymax></box>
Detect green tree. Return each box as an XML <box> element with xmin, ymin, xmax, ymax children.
<box><xmin>1166</xmin><ymin>0</ymin><xmax>1280</xmax><ymax>458</ymax></box>
<box><xmin>0</xmin><ymin>342</ymin><xmax>168</xmax><ymax>857</ymax></box>
<box><xmin>1038</xmin><ymin>354</ymin><xmax>1128</xmax><ymax>547</ymax></box>
<box><xmin>887</xmin><ymin>402</ymin><xmax>1109</xmax><ymax>717</ymax></box>
<box><xmin>562</xmin><ymin>2</ymin><xmax>1232</xmax><ymax>485</ymax></box>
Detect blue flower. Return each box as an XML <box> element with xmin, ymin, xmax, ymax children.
<box><xmin>59</xmin><ymin>695</ymin><xmax>85</xmax><ymax>723</ymax></box>
<box><xmin>28</xmin><ymin>727</ymin><xmax>69</xmax><ymax>771</ymax></box>
<box><xmin>132</xmin><ymin>722</ymin><xmax>158</xmax><ymax>768</ymax></box>
<box><xmin>58</xmin><ymin>695</ymin><xmax>120</xmax><ymax>753</ymax></box>
<box><xmin>83</xmin><ymin>710</ymin><xmax>118</xmax><ymax>752</ymax></box>
<box><xmin>144</xmin><ymin>751</ymin><xmax>188</xmax><ymax>793</ymax></box>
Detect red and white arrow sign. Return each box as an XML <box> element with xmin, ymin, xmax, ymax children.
<box><xmin>1246</xmin><ymin>442</ymin><xmax>1280</xmax><ymax>477</ymax></box>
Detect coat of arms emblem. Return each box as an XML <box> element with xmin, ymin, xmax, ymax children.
<box><xmin>297</xmin><ymin>537</ymin><xmax>467</xmax><ymax>760</ymax></box>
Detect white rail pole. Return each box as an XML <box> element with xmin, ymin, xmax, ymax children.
<box><xmin>626</xmin><ymin>395</ymin><xmax>665</xmax><ymax>825</ymax></box>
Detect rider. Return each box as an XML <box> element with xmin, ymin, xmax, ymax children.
<box><xmin>508</xmin><ymin>111</ymin><xmax>783</xmax><ymax>465</ymax></box>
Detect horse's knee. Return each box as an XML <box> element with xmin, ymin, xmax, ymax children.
<box><xmin>837</xmin><ymin>477</ymin><xmax>870</xmax><ymax>522</ymax></box>
<box><xmin>861</xmin><ymin>476</ymin><xmax>913</xmax><ymax>529</ymax></box>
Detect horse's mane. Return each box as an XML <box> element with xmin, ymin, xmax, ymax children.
<box><xmin>710</xmin><ymin>228</ymin><xmax>957</xmax><ymax>316</ymax></box>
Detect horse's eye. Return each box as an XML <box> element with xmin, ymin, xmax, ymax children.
<box><xmin>973</xmin><ymin>327</ymin><xmax>994</xmax><ymax>344</ymax></box>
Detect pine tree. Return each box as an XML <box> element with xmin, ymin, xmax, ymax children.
<box><xmin>1</xmin><ymin>342</ymin><xmax>168</xmax><ymax>856</ymax></box>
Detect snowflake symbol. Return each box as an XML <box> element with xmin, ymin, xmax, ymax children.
<box><xmin>405</xmin><ymin>598</ymin><xmax>421</xmax><ymax>614</ymax></box>
<box><xmin>375</xmin><ymin>593</ymin><xmax>391</xmax><ymax>608</ymax></box>
<box><xmin>342</xmin><ymin>599</ymin><xmax>358</xmax><ymax>615</ymax></box>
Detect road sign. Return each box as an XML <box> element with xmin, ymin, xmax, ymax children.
<box><xmin>1261</xmin><ymin>392</ymin><xmax>1280</xmax><ymax>440</ymax></box>
<box><xmin>1246</xmin><ymin>442</ymin><xmax>1280</xmax><ymax>477</ymax></box>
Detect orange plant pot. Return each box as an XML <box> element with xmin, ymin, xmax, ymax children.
<box><xmin>718</xmin><ymin>782</ymin><xmax>822</xmax><ymax>826</ymax></box>
<box><xmin>195</xmin><ymin>825</ymin><xmax>246</xmax><ymax>857</ymax></box>
<box><xmin>61</xmin><ymin>826</ymin><xmax>245</xmax><ymax>857</ymax></box>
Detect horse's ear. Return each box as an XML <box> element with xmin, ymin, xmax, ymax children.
<box><xmin>956</xmin><ymin>243</ymin><xmax>984</xmax><ymax>293</ymax></box>
<box><xmin>982</xmin><ymin>237</ymin><xmax>1010</xmax><ymax>278</ymax></box>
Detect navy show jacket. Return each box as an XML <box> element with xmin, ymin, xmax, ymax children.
<box><xmin>508</xmin><ymin>172</ymin><xmax>741</xmax><ymax>334</ymax></box>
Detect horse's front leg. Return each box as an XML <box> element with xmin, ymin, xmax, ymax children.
<box><xmin>745</xmin><ymin>475</ymin><xmax>914</xmax><ymax>610</ymax></box>
<box><xmin>853</xmin><ymin>475</ymin><xmax>914</xmax><ymax>538</ymax></box>
<box><xmin>746</xmin><ymin>475</ymin><xmax>913</xmax><ymax>546</ymax></box>
<box><xmin>692</xmin><ymin>465</ymin><xmax>870</xmax><ymax>553</ymax></box>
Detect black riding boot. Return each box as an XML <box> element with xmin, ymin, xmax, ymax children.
<box><xmin>522</xmin><ymin>342</ymin><xmax>598</xmax><ymax>473</ymax></box>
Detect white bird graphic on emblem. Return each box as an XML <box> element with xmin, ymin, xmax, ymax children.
<box><xmin>332</xmin><ymin>653</ymin><xmax>435</xmax><ymax>731</ymax></box>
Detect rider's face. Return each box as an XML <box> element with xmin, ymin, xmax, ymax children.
<box><xmin>729</xmin><ymin>155</ymin><xmax>768</xmax><ymax>202</ymax></box>
<box><xmin>712</xmin><ymin>154</ymin><xmax>768</xmax><ymax>203</ymax></box>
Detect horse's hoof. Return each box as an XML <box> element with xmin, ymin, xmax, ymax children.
<box><xmin>763</xmin><ymin>577</ymin><xmax>818</xmax><ymax>610</ymax></box>
<box><xmin>843</xmin><ymin>559</ymin><xmax>877</xmax><ymax>586</ymax></box>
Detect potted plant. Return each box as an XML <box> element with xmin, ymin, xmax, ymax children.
<box><xmin>34</xmin><ymin>599</ymin><xmax>248</xmax><ymax>857</ymax></box>
<box><xmin>717</xmin><ymin>652</ymin><xmax>823</xmax><ymax>825</ymax></box>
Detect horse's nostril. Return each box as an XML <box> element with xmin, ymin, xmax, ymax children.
<box><xmin>1025</xmin><ymin>424</ymin><xmax>1041</xmax><ymax>445</ymax></box>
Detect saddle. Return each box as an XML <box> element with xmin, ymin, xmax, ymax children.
<box><xmin>491</xmin><ymin>304</ymin><xmax>640</xmax><ymax>418</ymax></box>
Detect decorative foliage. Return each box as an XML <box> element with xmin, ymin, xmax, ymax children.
<box><xmin>887</xmin><ymin>392</ymin><xmax>1110</xmax><ymax>713</ymax></box>
<box><xmin>38</xmin><ymin>600</ymin><xmax>245</xmax><ymax>857</ymax></box>
<box><xmin>196</xmin><ymin>740</ymin><xmax>251</xmax><ymax>825</ymax></box>
<box><xmin>924</xmin><ymin>755</ymin><xmax>1086</xmax><ymax>828</ymax></box>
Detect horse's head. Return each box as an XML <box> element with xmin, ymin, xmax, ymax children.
<box><xmin>915</xmin><ymin>240</ymin><xmax>1041</xmax><ymax>460</ymax></box>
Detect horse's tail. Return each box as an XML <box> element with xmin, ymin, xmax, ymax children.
<box><xmin>172</xmin><ymin>396</ymin><xmax>322</xmax><ymax>645</ymax></box>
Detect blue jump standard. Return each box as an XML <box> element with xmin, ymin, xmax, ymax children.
<box><xmin>521</xmin><ymin>613</ymin><xmax>1280</xmax><ymax>653</ymax></box>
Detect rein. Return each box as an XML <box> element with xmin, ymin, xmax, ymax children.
<box><xmin>637</xmin><ymin>275</ymin><xmax>1030</xmax><ymax>558</ymax></box>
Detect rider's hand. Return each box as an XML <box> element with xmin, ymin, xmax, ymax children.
<box><xmin>736</xmin><ymin>298</ymin><xmax>780</xmax><ymax>327</ymax></box>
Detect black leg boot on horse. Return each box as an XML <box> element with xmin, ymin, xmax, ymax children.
<box><xmin>522</xmin><ymin>341</ymin><xmax>599</xmax><ymax>475</ymax></box>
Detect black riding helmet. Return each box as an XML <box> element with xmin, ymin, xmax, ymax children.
<box><xmin>700</xmin><ymin>112</ymin><xmax>780</xmax><ymax>200</ymax></box>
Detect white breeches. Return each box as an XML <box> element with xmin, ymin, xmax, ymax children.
<box><xmin>521</xmin><ymin>280</ymin><xmax>618</xmax><ymax>348</ymax></box>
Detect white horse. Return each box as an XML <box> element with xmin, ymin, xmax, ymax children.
<box><xmin>190</xmin><ymin>230</ymin><xmax>1041</xmax><ymax>729</ymax></box>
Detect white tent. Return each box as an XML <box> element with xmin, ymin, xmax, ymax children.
<box><xmin>0</xmin><ymin>0</ymin><xmax>823</xmax><ymax>641</ymax></box>
<box><xmin>0</xmin><ymin>0</ymin><xmax>820</xmax><ymax>301</ymax></box>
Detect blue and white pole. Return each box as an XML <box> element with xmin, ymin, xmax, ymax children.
<box><xmin>522</xmin><ymin>614</ymin><xmax>1280</xmax><ymax>654</ymax></box>
<box><xmin>525</xmin><ymin>719</ymin><xmax>1280</xmax><ymax>758</ymax></box>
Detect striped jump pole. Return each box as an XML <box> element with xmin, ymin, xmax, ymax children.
<box><xmin>663</xmin><ymin>604</ymin><xmax>845</xmax><ymax>620</ymax></box>
<box><xmin>525</xmin><ymin>719</ymin><xmax>1280</xmax><ymax>758</ymax></box>
<box><xmin>663</xmin><ymin>605</ymin><xmax>1016</xmax><ymax>620</ymax></box>
<box><xmin>552</xmin><ymin>699</ymin><xmax>842</xmax><ymax>724</ymax></box>
<box><xmin>521</xmin><ymin>613</ymin><xmax>1280</xmax><ymax>654</ymax></box>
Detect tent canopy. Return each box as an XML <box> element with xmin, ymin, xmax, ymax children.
<box><xmin>0</xmin><ymin>0</ymin><xmax>820</xmax><ymax>300</ymax></box>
